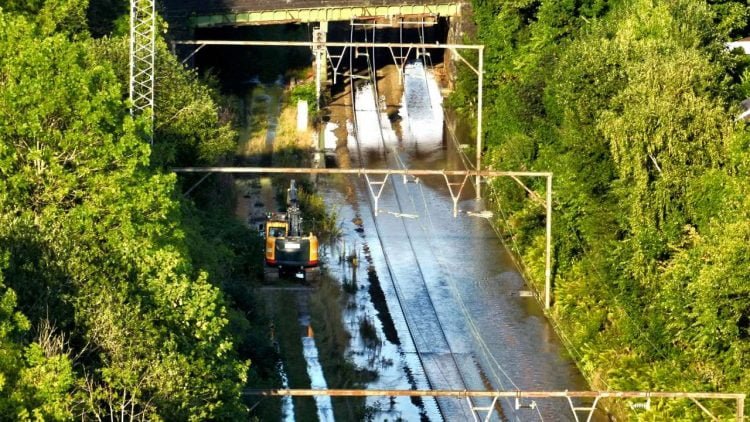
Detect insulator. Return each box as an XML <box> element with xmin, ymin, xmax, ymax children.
<box><xmin>515</xmin><ymin>398</ymin><xmax>537</xmax><ymax>410</ymax></box>
<box><xmin>629</xmin><ymin>401</ymin><xmax>651</xmax><ymax>410</ymax></box>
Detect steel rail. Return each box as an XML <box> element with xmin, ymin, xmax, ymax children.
<box><xmin>173</xmin><ymin>40</ymin><xmax>483</xmax><ymax>50</ymax></box>
<box><xmin>172</xmin><ymin>167</ymin><xmax>551</xmax><ymax>177</ymax></box>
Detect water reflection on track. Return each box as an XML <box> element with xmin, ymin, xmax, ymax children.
<box><xmin>321</xmin><ymin>62</ymin><xmax>597</xmax><ymax>421</ymax></box>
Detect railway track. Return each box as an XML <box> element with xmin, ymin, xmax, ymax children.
<box><xmin>347</xmin><ymin>48</ymin><xmax>480</xmax><ymax>417</ymax></box>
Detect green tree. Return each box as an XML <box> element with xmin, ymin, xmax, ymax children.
<box><xmin>465</xmin><ymin>0</ymin><xmax>750</xmax><ymax>417</ymax></box>
<box><xmin>0</xmin><ymin>252</ymin><xmax>75</xmax><ymax>421</ymax></box>
<box><xmin>0</xmin><ymin>8</ymin><xmax>249</xmax><ymax>419</ymax></box>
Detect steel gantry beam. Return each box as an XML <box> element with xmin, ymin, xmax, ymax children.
<box><xmin>172</xmin><ymin>166</ymin><xmax>546</xmax><ymax>177</ymax></box>
<box><xmin>174</xmin><ymin>40</ymin><xmax>482</xmax><ymax>50</ymax></box>
<box><xmin>129</xmin><ymin>0</ymin><xmax>156</xmax><ymax>142</ymax></box>
<box><xmin>241</xmin><ymin>389</ymin><xmax>746</xmax><ymax>421</ymax></box>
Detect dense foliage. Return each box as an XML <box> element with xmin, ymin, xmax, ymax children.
<box><xmin>462</xmin><ymin>0</ymin><xmax>750</xmax><ymax>417</ymax></box>
<box><xmin>0</xmin><ymin>1</ymin><xmax>273</xmax><ymax>419</ymax></box>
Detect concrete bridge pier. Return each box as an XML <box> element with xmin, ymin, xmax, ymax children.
<box><xmin>313</xmin><ymin>21</ymin><xmax>329</xmax><ymax>156</ymax></box>
<box><xmin>313</xmin><ymin>21</ymin><xmax>329</xmax><ymax>109</ymax></box>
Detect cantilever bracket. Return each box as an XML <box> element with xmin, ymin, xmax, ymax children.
<box><xmin>689</xmin><ymin>397</ymin><xmax>719</xmax><ymax>421</ymax></box>
<box><xmin>387</xmin><ymin>46</ymin><xmax>413</xmax><ymax>84</ymax></box>
<box><xmin>180</xmin><ymin>43</ymin><xmax>206</xmax><ymax>65</ymax></box>
<box><xmin>183</xmin><ymin>171</ymin><xmax>213</xmax><ymax>197</ymax></box>
<box><xmin>468</xmin><ymin>395</ymin><xmax>500</xmax><ymax>422</ymax></box>
<box><xmin>363</xmin><ymin>173</ymin><xmax>390</xmax><ymax>217</ymax></box>
<box><xmin>567</xmin><ymin>394</ymin><xmax>601</xmax><ymax>422</ymax></box>
<box><xmin>515</xmin><ymin>392</ymin><xmax>537</xmax><ymax>410</ymax></box>
<box><xmin>325</xmin><ymin>46</ymin><xmax>349</xmax><ymax>85</ymax></box>
<box><xmin>443</xmin><ymin>172</ymin><xmax>470</xmax><ymax>217</ymax></box>
<box><xmin>449</xmin><ymin>47</ymin><xmax>479</xmax><ymax>76</ymax></box>
<box><xmin>508</xmin><ymin>174</ymin><xmax>545</xmax><ymax>207</ymax></box>
<box><xmin>467</xmin><ymin>397</ymin><xmax>478</xmax><ymax>422</ymax></box>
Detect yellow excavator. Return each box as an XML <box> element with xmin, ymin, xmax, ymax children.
<box><xmin>263</xmin><ymin>180</ymin><xmax>320</xmax><ymax>281</ymax></box>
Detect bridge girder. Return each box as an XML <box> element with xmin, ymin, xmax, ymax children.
<box><xmin>187</xmin><ymin>4</ymin><xmax>461</xmax><ymax>27</ymax></box>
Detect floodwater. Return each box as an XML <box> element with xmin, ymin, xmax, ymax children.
<box><xmin>319</xmin><ymin>62</ymin><xmax>602</xmax><ymax>421</ymax></box>
<box><xmin>278</xmin><ymin>360</ymin><xmax>295</xmax><ymax>421</ymax></box>
<box><xmin>300</xmin><ymin>314</ymin><xmax>335</xmax><ymax>421</ymax></box>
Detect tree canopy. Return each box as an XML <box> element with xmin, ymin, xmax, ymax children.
<box><xmin>464</xmin><ymin>0</ymin><xmax>750</xmax><ymax>417</ymax></box>
<box><xmin>0</xmin><ymin>1</ymin><xmax>267</xmax><ymax>419</ymax></box>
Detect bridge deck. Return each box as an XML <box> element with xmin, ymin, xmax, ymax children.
<box><xmin>162</xmin><ymin>0</ymin><xmax>462</xmax><ymax>26</ymax></box>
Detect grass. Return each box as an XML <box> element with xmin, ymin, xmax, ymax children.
<box><xmin>237</xmin><ymin>85</ymin><xmax>287</xmax><ymax>162</ymax></box>
<box><xmin>299</xmin><ymin>188</ymin><xmax>342</xmax><ymax>241</ymax></box>
<box><xmin>275</xmin><ymin>105</ymin><xmax>314</xmax><ymax>153</ymax></box>
<box><xmin>358</xmin><ymin>316</ymin><xmax>381</xmax><ymax>347</ymax></box>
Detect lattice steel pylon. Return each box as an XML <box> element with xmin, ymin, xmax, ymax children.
<box><xmin>129</xmin><ymin>0</ymin><xmax>156</xmax><ymax>142</ymax></box>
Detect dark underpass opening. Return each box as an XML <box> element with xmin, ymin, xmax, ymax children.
<box><xmin>190</xmin><ymin>19</ymin><xmax>450</xmax><ymax>93</ymax></box>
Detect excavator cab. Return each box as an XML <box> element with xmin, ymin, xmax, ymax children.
<box><xmin>266</xmin><ymin>221</ymin><xmax>288</xmax><ymax>238</ymax></box>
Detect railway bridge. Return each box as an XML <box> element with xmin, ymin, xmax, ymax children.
<box><xmin>162</xmin><ymin>0</ymin><xmax>470</xmax><ymax>166</ymax></box>
<box><xmin>161</xmin><ymin>0</ymin><xmax>463</xmax><ymax>27</ymax></box>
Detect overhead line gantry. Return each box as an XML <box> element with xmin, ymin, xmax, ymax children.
<box><xmin>174</xmin><ymin>166</ymin><xmax>554</xmax><ymax>309</ymax></box>
<box><xmin>173</xmin><ymin>39</ymin><xmax>486</xmax><ymax>197</ymax></box>
<box><xmin>241</xmin><ymin>388</ymin><xmax>746</xmax><ymax>422</ymax></box>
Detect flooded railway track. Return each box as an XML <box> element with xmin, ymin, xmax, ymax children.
<box><xmin>347</xmin><ymin>81</ymin><xmax>480</xmax><ymax>420</ymax></box>
<box><xmin>316</xmin><ymin>59</ymin><xmax>597</xmax><ymax>421</ymax></box>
